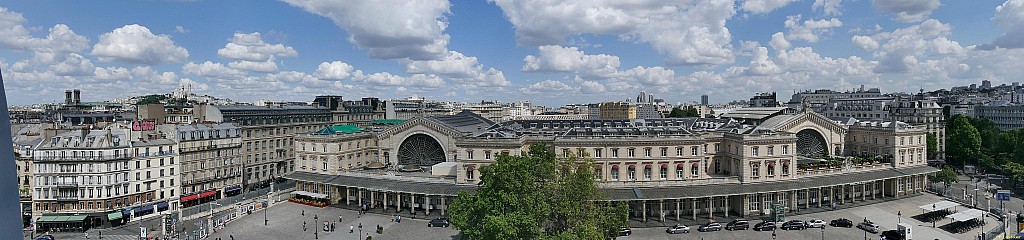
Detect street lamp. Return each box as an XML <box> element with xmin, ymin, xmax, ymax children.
<box><xmin>820</xmin><ymin>225</ymin><xmax>824</xmax><ymax>240</ymax></box>
<box><xmin>314</xmin><ymin>214</ymin><xmax>319</xmax><ymax>239</ymax></box>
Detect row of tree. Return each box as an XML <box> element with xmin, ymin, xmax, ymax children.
<box><xmin>945</xmin><ymin>114</ymin><xmax>1024</xmax><ymax>174</ymax></box>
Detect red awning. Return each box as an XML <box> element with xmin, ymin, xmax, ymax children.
<box><xmin>198</xmin><ymin>190</ymin><xmax>217</xmax><ymax>198</ymax></box>
<box><xmin>180</xmin><ymin>194</ymin><xmax>199</xmax><ymax>202</ymax></box>
<box><xmin>676</xmin><ymin>163</ymin><xmax>684</xmax><ymax>169</ymax></box>
<box><xmin>691</xmin><ymin>163</ymin><xmax>699</xmax><ymax>168</ymax></box>
<box><xmin>644</xmin><ymin>164</ymin><xmax>652</xmax><ymax>169</ymax></box>
<box><xmin>628</xmin><ymin>165</ymin><xmax>636</xmax><ymax>170</ymax></box>
<box><xmin>467</xmin><ymin>166</ymin><xmax>475</xmax><ymax>171</ymax></box>
<box><xmin>611</xmin><ymin>165</ymin><xmax>620</xmax><ymax>170</ymax></box>
<box><xmin>768</xmin><ymin>162</ymin><xmax>776</xmax><ymax>167</ymax></box>
<box><xmin>661</xmin><ymin>164</ymin><xmax>668</xmax><ymax>169</ymax></box>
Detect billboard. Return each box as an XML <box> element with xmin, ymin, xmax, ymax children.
<box><xmin>132</xmin><ymin>120</ymin><xmax>156</xmax><ymax>131</ymax></box>
<box><xmin>998</xmin><ymin>190</ymin><xmax>1012</xmax><ymax>201</ymax></box>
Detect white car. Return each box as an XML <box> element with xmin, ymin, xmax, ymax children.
<box><xmin>805</xmin><ymin>219</ymin><xmax>826</xmax><ymax>228</ymax></box>
<box><xmin>666</xmin><ymin>224</ymin><xmax>690</xmax><ymax>234</ymax></box>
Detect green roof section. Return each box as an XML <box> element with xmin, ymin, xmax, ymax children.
<box><xmin>107</xmin><ymin>212</ymin><xmax>123</xmax><ymax>220</ymax></box>
<box><xmin>315</xmin><ymin>124</ymin><xmax>364</xmax><ymax>135</ymax></box>
<box><xmin>37</xmin><ymin>216</ymin><xmax>57</xmax><ymax>222</ymax></box>
<box><xmin>67</xmin><ymin>215</ymin><xmax>88</xmax><ymax>221</ymax></box>
<box><xmin>373</xmin><ymin>119</ymin><xmax>406</xmax><ymax>125</ymax></box>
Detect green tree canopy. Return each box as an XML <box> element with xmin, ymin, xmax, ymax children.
<box><xmin>668</xmin><ymin>107</ymin><xmax>699</xmax><ymax>118</ymax></box>
<box><xmin>136</xmin><ymin>94</ymin><xmax>167</xmax><ymax>105</ymax></box>
<box><xmin>449</xmin><ymin>144</ymin><xmax>627</xmax><ymax>240</ymax></box>
<box><xmin>946</xmin><ymin>115</ymin><xmax>982</xmax><ymax>166</ymax></box>
<box><xmin>926</xmin><ymin>133</ymin><xmax>938</xmax><ymax>159</ymax></box>
<box><xmin>930</xmin><ymin>167</ymin><xmax>959</xmax><ymax>193</ymax></box>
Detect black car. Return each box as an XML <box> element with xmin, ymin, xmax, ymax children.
<box><xmin>619</xmin><ymin>227</ymin><xmax>632</xmax><ymax>236</ymax></box>
<box><xmin>781</xmin><ymin>220</ymin><xmax>806</xmax><ymax>230</ymax></box>
<box><xmin>34</xmin><ymin>236</ymin><xmax>55</xmax><ymax>240</ymax></box>
<box><xmin>725</xmin><ymin>219</ymin><xmax>750</xmax><ymax>230</ymax></box>
<box><xmin>753</xmin><ymin>221</ymin><xmax>776</xmax><ymax>231</ymax></box>
<box><xmin>427</xmin><ymin>218</ymin><xmax>450</xmax><ymax>227</ymax></box>
<box><xmin>830</xmin><ymin>218</ymin><xmax>854</xmax><ymax>227</ymax></box>
<box><xmin>881</xmin><ymin>229</ymin><xmax>907</xmax><ymax>240</ymax></box>
<box><xmin>697</xmin><ymin>222</ymin><xmax>722</xmax><ymax>232</ymax></box>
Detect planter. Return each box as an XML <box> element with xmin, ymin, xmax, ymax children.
<box><xmin>289</xmin><ymin>199</ymin><xmax>328</xmax><ymax>208</ymax></box>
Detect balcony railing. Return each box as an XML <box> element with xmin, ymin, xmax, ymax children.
<box><xmin>55</xmin><ymin>182</ymin><xmax>79</xmax><ymax>188</ymax></box>
<box><xmin>33</xmin><ymin>154</ymin><xmax>133</xmax><ymax>162</ymax></box>
<box><xmin>136</xmin><ymin>150</ymin><xmax>176</xmax><ymax>158</ymax></box>
<box><xmin>180</xmin><ymin>143</ymin><xmax>242</xmax><ymax>153</ymax></box>
<box><xmin>56</xmin><ymin>196</ymin><xmax>79</xmax><ymax>202</ymax></box>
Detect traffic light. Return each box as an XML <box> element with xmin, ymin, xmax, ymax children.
<box><xmin>1016</xmin><ymin>213</ymin><xmax>1023</xmax><ymax>223</ymax></box>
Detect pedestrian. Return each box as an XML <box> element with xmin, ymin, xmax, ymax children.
<box><xmin>302</xmin><ymin>209</ymin><xmax>305</xmax><ymax>216</ymax></box>
<box><xmin>350</xmin><ymin>225</ymin><xmax>354</xmax><ymax>233</ymax></box>
<box><xmin>85</xmin><ymin>232</ymin><xmax>89</xmax><ymax>239</ymax></box>
<box><xmin>230</xmin><ymin>235</ymin><xmax>234</xmax><ymax>240</ymax></box>
<box><xmin>303</xmin><ymin>221</ymin><xmax>307</xmax><ymax>231</ymax></box>
<box><xmin>339</xmin><ymin>215</ymin><xmax>343</xmax><ymax>223</ymax></box>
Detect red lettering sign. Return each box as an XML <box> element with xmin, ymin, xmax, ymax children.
<box><xmin>132</xmin><ymin>121</ymin><xmax>156</xmax><ymax>131</ymax></box>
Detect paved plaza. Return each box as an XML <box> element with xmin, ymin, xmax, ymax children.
<box><xmin>623</xmin><ymin>194</ymin><xmax>1005</xmax><ymax>240</ymax></box>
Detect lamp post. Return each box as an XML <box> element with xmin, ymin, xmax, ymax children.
<box><xmin>314</xmin><ymin>214</ymin><xmax>318</xmax><ymax>239</ymax></box>
<box><xmin>820</xmin><ymin>225</ymin><xmax>824</xmax><ymax>240</ymax></box>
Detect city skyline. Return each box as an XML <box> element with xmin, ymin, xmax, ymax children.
<box><xmin>2</xmin><ymin>0</ymin><xmax>1023</xmax><ymax>107</ymax></box>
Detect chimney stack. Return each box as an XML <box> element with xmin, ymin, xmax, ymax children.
<box><xmin>65</xmin><ymin>90</ymin><xmax>73</xmax><ymax>105</ymax></box>
<box><xmin>73</xmin><ymin>89</ymin><xmax>81</xmax><ymax>105</ymax></box>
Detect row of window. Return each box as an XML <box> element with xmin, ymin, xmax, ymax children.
<box><xmin>558</xmin><ymin>146</ymin><xmax>715</xmax><ymax>159</ymax></box>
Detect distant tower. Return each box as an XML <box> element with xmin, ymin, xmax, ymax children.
<box><xmin>73</xmin><ymin>89</ymin><xmax>81</xmax><ymax>105</ymax></box>
<box><xmin>65</xmin><ymin>90</ymin><xmax>73</xmax><ymax>105</ymax></box>
<box><xmin>701</xmin><ymin>95</ymin><xmax>709</xmax><ymax>105</ymax></box>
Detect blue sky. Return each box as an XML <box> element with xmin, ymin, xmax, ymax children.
<box><xmin>2</xmin><ymin>0</ymin><xmax>1023</xmax><ymax>107</ymax></box>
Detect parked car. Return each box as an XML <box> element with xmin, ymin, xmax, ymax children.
<box><xmin>427</xmin><ymin>218</ymin><xmax>450</xmax><ymax>227</ymax></box>
<box><xmin>991</xmin><ymin>208</ymin><xmax>1008</xmax><ymax>221</ymax></box>
<box><xmin>782</xmin><ymin>220</ymin><xmax>806</xmax><ymax>230</ymax></box>
<box><xmin>805</xmin><ymin>219</ymin><xmax>826</xmax><ymax>228</ymax></box>
<box><xmin>857</xmin><ymin>221</ymin><xmax>880</xmax><ymax>234</ymax></box>
<box><xmin>830</xmin><ymin>218</ymin><xmax>854</xmax><ymax>228</ymax></box>
<box><xmin>666</xmin><ymin>224</ymin><xmax>690</xmax><ymax>234</ymax></box>
<box><xmin>725</xmin><ymin>219</ymin><xmax>750</xmax><ymax>230</ymax></box>
<box><xmin>619</xmin><ymin>227</ymin><xmax>632</xmax><ymax>236</ymax></box>
<box><xmin>754</xmin><ymin>221</ymin><xmax>776</xmax><ymax>231</ymax></box>
<box><xmin>881</xmin><ymin>229</ymin><xmax>907</xmax><ymax>240</ymax></box>
<box><xmin>34</xmin><ymin>236</ymin><xmax>55</xmax><ymax>240</ymax></box>
<box><xmin>698</xmin><ymin>222</ymin><xmax>722</xmax><ymax>232</ymax></box>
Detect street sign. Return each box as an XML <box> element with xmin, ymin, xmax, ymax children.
<box><xmin>998</xmin><ymin>190</ymin><xmax>1012</xmax><ymax>201</ymax></box>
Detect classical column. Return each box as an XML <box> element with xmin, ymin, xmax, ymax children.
<box><xmin>692</xmin><ymin>199</ymin><xmax>697</xmax><ymax>220</ymax></box>
<box><xmin>642</xmin><ymin>200</ymin><xmax>647</xmax><ymax>223</ymax></box>
<box><xmin>817</xmin><ymin>188</ymin><xmax>822</xmax><ymax>208</ymax></box>
<box><xmin>790</xmin><ymin>191</ymin><xmax>797</xmax><ymax>212</ymax></box>
<box><xmin>426</xmin><ymin>196</ymin><xmax>432</xmax><ymax>215</ymax></box>
<box><xmin>383</xmin><ymin>192</ymin><xmax>389</xmax><ymax>212</ymax></box>
<box><xmin>675</xmin><ymin>199</ymin><xmax>681</xmax><ymax>221</ymax></box>
<box><xmin>708</xmin><ymin>196</ymin><xmax>714</xmax><ymax>220</ymax></box>
<box><xmin>396</xmin><ymin>193</ymin><xmax>402</xmax><ymax>213</ymax></box>
<box><xmin>370</xmin><ymin>190</ymin><xmax>376</xmax><ymax>209</ymax></box>
<box><xmin>724</xmin><ymin>196</ymin><xmax>730</xmax><ymax>217</ymax></box>
<box><xmin>441</xmin><ymin>197</ymin><xmax>447</xmax><ymax>216</ymax></box>
<box><xmin>358</xmin><ymin>189</ymin><xmax>363</xmax><ymax>206</ymax></box>
<box><xmin>659</xmin><ymin>200</ymin><xmax>665</xmax><ymax>222</ymax></box>
<box><xmin>805</xmin><ymin>189</ymin><xmax>810</xmax><ymax>209</ymax></box>
<box><xmin>345</xmin><ymin>186</ymin><xmax>350</xmax><ymax>205</ymax></box>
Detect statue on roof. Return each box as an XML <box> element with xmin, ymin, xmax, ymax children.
<box><xmin>801</xmin><ymin>98</ymin><xmax>812</xmax><ymax>112</ymax></box>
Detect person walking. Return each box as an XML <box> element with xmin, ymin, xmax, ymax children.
<box><xmin>303</xmin><ymin>221</ymin><xmax>307</xmax><ymax>231</ymax></box>
<box><xmin>350</xmin><ymin>225</ymin><xmax>354</xmax><ymax>233</ymax></box>
<box><xmin>302</xmin><ymin>210</ymin><xmax>305</xmax><ymax>216</ymax></box>
<box><xmin>339</xmin><ymin>215</ymin><xmax>343</xmax><ymax>223</ymax></box>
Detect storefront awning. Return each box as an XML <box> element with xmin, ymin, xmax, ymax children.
<box><xmin>38</xmin><ymin>215</ymin><xmax>87</xmax><ymax>223</ymax></box>
<box><xmin>156</xmin><ymin>201</ymin><xmax>169</xmax><ymax>210</ymax></box>
<box><xmin>199</xmin><ymin>190</ymin><xmax>218</xmax><ymax>198</ymax></box>
<box><xmin>180</xmin><ymin>194</ymin><xmax>199</xmax><ymax>202</ymax></box>
<box><xmin>67</xmin><ymin>215</ymin><xmax>87</xmax><ymax>222</ymax></box>
<box><xmin>292</xmin><ymin>190</ymin><xmax>329</xmax><ymax>199</ymax></box>
<box><xmin>37</xmin><ymin>216</ymin><xmax>57</xmax><ymax>222</ymax></box>
<box><xmin>225</xmin><ymin>185</ymin><xmax>242</xmax><ymax>192</ymax></box>
<box><xmin>107</xmin><ymin>211</ymin><xmax>123</xmax><ymax>220</ymax></box>
<box><xmin>135</xmin><ymin>204</ymin><xmax>154</xmax><ymax>213</ymax></box>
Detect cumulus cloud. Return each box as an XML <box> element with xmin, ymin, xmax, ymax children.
<box><xmin>580</xmin><ymin>80</ymin><xmax>606</xmax><ymax>93</ymax></box>
<box><xmin>354</xmin><ymin>72</ymin><xmax>444</xmax><ymax>88</ymax></box>
<box><xmin>227</xmin><ymin>59</ymin><xmax>278</xmax><ymax>73</ymax></box>
<box><xmin>865</xmin><ymin>19</ymin><xmax>963</xmax><ymax>73</ymax></box>
<box><xmin>50</xmin><ymin>53</ymin><xmax>95</xmax><ymax>76</ymax></box>
<box><xmin>519</xmin><ymin>80</ymin><xmax>578</xmax><ymax>94</ymax></box>
<box><xmin>871</xmin><ymin>0</ymin><xmax>941</xmax><ymax>22</ymax></box>
<box><xmin>491</xmin><ymin>0</ymin><xmax>736</xmax><ymax>66</ymax></box>
<box><xmin>992</xmin><ymin>0</ymin><xmax>1024</xmax><ymax>48</ymax></box>
<box><xmin>522</xmin><ymin>45</ymin><xmax>619</xmax><ymax>77</ymax></box>
<box><xmin>174</xmin><ymin>26</ymin><xmax>189</xmax><ymax>33</ymax></box>
<box><xmin>745</xmin><ymin>47</ymin><xmax>781</xmax><ymax>75</ymax></box>
<box><xmin>314</xmin><ymin>61</ymin><xmax>355</xmax><ymax>80</ymax></box>
<box><xmin>852</xmin><ymin>35</ymin><xmax>879</xmax><ymax>50</ymax></box>
<box><xmin>217</xmin><ymin>32</ymin><xmax>298</xmax><ymax>62</ymax></box>
<box><xmin>770</xmin><ymin>32</ymin><xmax>791</xmax><ymax>50</ymax></box>
<box><xmin>741</xmin><ymin>0</ymin><xmax>800</xmax><ymax>14</ymax></box>
<box><xmin>404</xmin><ymin>51</ymin><xmax>511</xmax><ymax>87</ymax></box>
<box><xmin>182</xmin><ymin>61</ymin><xmax>245</xmax><ymax>80</ymax></box>
<box><xmin>91</xmin><ymin>24</ymin><xmax>189</xmax><ymax>65</ymax></box>
<box><xmin>784</xmin><ymin>15</ymin><xmax>843</xmax><ymax>42</ymax></box>
<box><xmin>812</xmin><ymin>0</ymin><xmax>844</xmax><ymax>16</ymax></box>
<box><xmin>282</xmin><ymin>0</ymin><xmax>451</xmax><ymax>60</ymax></box>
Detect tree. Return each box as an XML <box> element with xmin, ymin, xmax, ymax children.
<box><xmin>930</xmin><ymin>167</ymin><xmax>959</xmax><ymax>194</ymax></box>
<box><xmin>668</xmin><ymin>107</ymin><xmax>699</xmax><ymax>118</ymax></box>
<box><xmin>136</xmin><ymin>94</ymin><xmax>167</xmax><ymax>105</ymax></box>
<box><xmin>449</xmin><ymin>144</ymin><xmax>627</xmax><ymax>240</ymax></box>
<box><xmin>926</xmin><ymin>133</ymin><xmax>938</xmax><ymax>159</ymax></box>
<box><xmin>946</xmin><ymin>115</ymin><xmax>982</xmax><ymax>166</ymax></box>
<box><xmin>1003</xmin><ymin>162</ymin><xmax>1024</xmax><ymax>189</ymax></box>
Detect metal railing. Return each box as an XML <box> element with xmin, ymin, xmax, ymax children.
<box><xmin>33</xmin><ymin>154</ymin><xmax>133</xmax><ymax>162</ymax></box>
<box><xmin>180</xmin><ymin>143</ymin><xmax>242</xmax><ymax>153</ymax></box>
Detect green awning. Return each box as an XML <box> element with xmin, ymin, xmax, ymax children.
<box><xmin>67</xmin><ymin>215</ymin><xmax>87</xmax><ymax>222</ymax></box>
<box><xmin>107</xmin><ymin>212</ymin><xmax>123</xmax><ymax>220</ymax></box>
<box><xmin>37</xmin><ymin>216</ymin><xmax>58</xmax><ymax>222</ymax></box>
<box><xmin>53</xmin><ymin>216</ymin><xmax>71</xmax><ymax>222</ymax></box>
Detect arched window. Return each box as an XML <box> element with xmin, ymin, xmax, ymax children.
<box><xmin>767</xmin><ymin>162</ymin><xmax>775</xmax><ymax>176</ymax></box>
<box><xmin>643</xmin><ymin>165</ymin><xmax>652</xmax><ymax>180</ymax></box>
<box><xmin>659</xmin><ymin>164</ymin><xmax>668</xmax><ymax>179</ymax></box>
<box><xmin>611</xmin><ymin>165</ymin><xmax>620</xmax><ymax>180</ymax></box>
<box><xmin>782</xmin><ymin>162</ymin><xmax>790</xmax><ymax>175</ymax></box>
<box><xmin>691</xmin><ymin>163</ymin><xmax>699</xmax><ymax>176</ymax></box>
<box><xmin>676</xmin><ymin>164</ymin><xmax>684</xmax><ymax>179</ymax></box>
<box><xmin>627</xmin><ymin>165</ymin><xmax>636</xmax><ymax>180</ymax></box>
<box><xmin>752</xmin><ymin>163</ymin><xmax>760</xmax><ymax>177</ymax></box>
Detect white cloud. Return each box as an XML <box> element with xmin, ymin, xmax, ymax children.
<box><xmin>812</xmin><ymin>0</ymin><xmax>844</xmax><ymax>16</ymax></box>
<box><xmin>852</xmin><ymin>35</ymin><xmax>879</xmax><ymax>50</ymax></box>
<box><xmin>745</xmin><ymin>47</ymin><xmax>781</xmax><ymax>75</ymax></box>
<box><xmin>871</xmin><ymin>0</ymin><xmax>941</xmax><ymax>22</ymax></box>
<box><xmin>867</xmin><ymin>19</ymin><xmax>963</xmax><ymax>73</ymax></box>
<box><xmin>992</xmin><ymin>0</ymin><xmax>1024</xmax><ymax>48</ymax></box>
<box><xmin>182</xmin><ymin>61</ymin><xmax>245</xmax><ymax>80</ymax></box>
<box><xmin>770</xmin><ymin>32</ymin><xmax>791</xmax><ymax>50</ymax></box>
<box><xmin>50</xmin><ymin>53</ymin><xmax>95</xmax><ymax>76</ymax></box>
<box><xmin>404</xmin><ymin>50</ymin><xmax>511</xmax><ymax>87</ymax></box>
<box><xmin>784</xmin><ymin>15</ymin><xmax>843</xmax><ymax>42</ymax></box>
<box><xmin>580</xmin><ymin>80</ymin><xmax>606</xmax><ymax>93</ymax></box>
<box><xmin>174</xmin><ymin>26</ymin><xmax>189</xmax><ymax>33</ymax></box>
<box><xmin>741</xmin><ymin>0</ymin><xmax>800</xmax><ymax>14</ymax></box>
<box><xmin>491</xmin><ymin>0</ymin><xmax>736</xmax><ymax>66</ymax></box>
<box><xmin>216</xmin><ymin>32</ymin><xmax>298</xmax><ymax>62</ymax></box>
<box><xmin>353</xmin><ymin>72</ymin><xmax>444</xmax><ymax>88</ymax></box>
<box><xmin>522</xmin><ymin>45</ymin><xmax>619</xmax><ymax>77</ymax></box>
<box><xmin>519</xmin><ymin>80</ymin><xmax>578</xmax><ymax>94</ymax></box>
<box><xmin>93</xmin><ymin>67</ymin><xmax>131</xmax><ymax>80</ymax></box>
<box><xmin>314</xmin><ymin>61</ymin><xmax>355</xmax><ymax>80</ymax></box>
<box><xmin>227</xmin><ymin>59</ymin><xmax>278</xmax><ymax>73</ymax></box>
<box><xmin>282</xmin><ymin>0</ymin><xmax>451</xmax><ymax>60</ymax></box>
<box><xmin>91</xmin><ymin>24</ymin><xmax>189</xmax><ymax>65</ymax></box>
